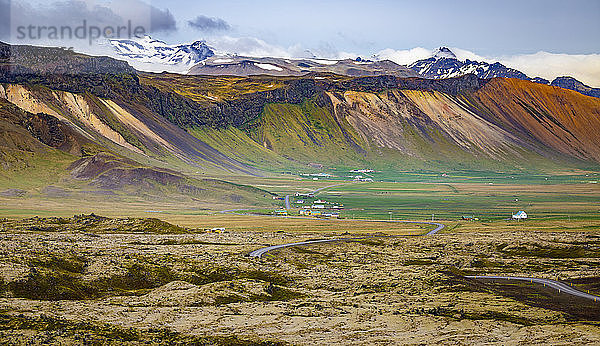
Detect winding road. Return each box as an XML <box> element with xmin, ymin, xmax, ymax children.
<box><xmin>241</xmin><ymin>182</ymin><xmax>600</xmax><ymax>302</ymax></box>
<box><xmin>251</xmin><ymin>181</ymin><xmax>444</xmax><ymax>257</ymax></box>
<box><xmin>249</xmin><ymin>220</ymin><xmax>445</xmax><ymax>258</ymax></box>
<box><xmin>465</xmin><ymin>275</ymin><xmax>600</xmax><ymax>301</ymax></box>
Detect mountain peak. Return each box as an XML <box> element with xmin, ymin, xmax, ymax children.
<box><xmin>190</xmin><ymin>40</ymin><xmax>209</xmax><ymax>48</ymax></box>
<box><xmin>109</xmin><ymin>36</ymin><xmax>215</xmax><ymax>73</ymax></box>
<box><xmin>433</xmin><ymin>47</ymin><xmax>457</xmax><ymax>59</ymax></box>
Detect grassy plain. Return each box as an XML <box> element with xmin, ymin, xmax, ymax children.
<box><xmin>1</xmin><ymin>171</ymin><xmax>599</xmax><ymax>229</ymax></box>
<box><xmin>319</xmin><ymin>180</ymin><xmax>600</xmax><ymax>221</ymax></box>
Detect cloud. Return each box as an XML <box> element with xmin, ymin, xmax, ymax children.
<box><xmin>207</xmin><ymin>36</ymin><xmax>361</xmax><ymax>61</ymax></box>
<box><xmin>207</xmin><ymin>36</ymin><xmax>293</xmax><ymax>58</ymax></box>
<box><xmin>0</xmin><ymin>0</ymin><xmax>10</xmax><ymax>41</ymax></box>
<box><xmin>10</xmin><ymin>0</ymin><xmax>177</xmax><ymax>36</ymax></box>
<box><xmin>499</xmin><ymin>52</ymin><xmax>600</xmax><ymax>88</ymax></box>
<box><xmin>148</xmin><ymin>5</ymin><xmax>177</xmax><ymax>33</ymax></box>
<box><xmin>450</xmin><ymin>48</ymin><xmax>490</xmax><ymax>63</ymax></box>
<box><xmin>373</xmin><ymin>47</ymin><xmax>432</xmax><ymax>65</ymax></box>
<box><xmin>188</xmin><ymin>15</ymin><xmax>230</xmax><ymax>32</ymax></box>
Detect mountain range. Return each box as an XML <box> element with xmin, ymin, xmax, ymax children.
<box><xmin>109</xmin><ymin>38</ymin><xmax>600</xmax><ymax>99</ymax></box>
<box><xmin>407</xmin><ymin>47</ymin><xmax>600</xmax><ymax>98</ymax></box>
<box><xmin>1</xmin><ymin>40</ymin><xmax>599</xmax><ymax>201</ymax></box>
<box><xmin>110</xmin><ymin>36</ymin><xmax>416</xmax><ymax>78</ymax></box>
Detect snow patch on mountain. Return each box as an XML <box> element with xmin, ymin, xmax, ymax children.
<box><xmin>109</xmin><ymin>36</ymin><xmax>215</xmax><ymax>73</ymax></box>
<box><xmin>255</xmin><ymin>63</ymin><xmax>283</xmax><ymax>71</ymax></box>
<box><xmin>433</xmin><ymin>47</ymin><xmax>456</xmax><ymax>59</ymax></box>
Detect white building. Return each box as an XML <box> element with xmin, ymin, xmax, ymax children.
<box><xmin>512</xmin><ymin>211</ymin><xmax>527</xmax><ymax>221</ymax></box>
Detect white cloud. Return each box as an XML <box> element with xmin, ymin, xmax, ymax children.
<box><xmin>498</xmin><ymin>52</ymin><xmax>600</xmax><ymax>87</ymax></box>
<box><xmin>450</xmin><ymin>48</ymin><xmax>490</xmax><ymax>63</ymax></box>
<box><xmin>8</xmin><ymin>0</ymin><xmax>176</xmax><ymax>55</ymax></box>
<box><xmin>207</xmin><ymin>36</ymin><xmax>293</xmax><ymax>58</ymax></box>
<box><xmin>372</xmin><ymin>47</ymin><xmax>495</xmax><ymax>66</ymax></box>
<box><xmin>372</xmin><ymin>47</ymin><xmax>431</xmax><ymax>65</ymax></box>
<box><xmin>206</xmin><ymin>36</ymin><xmax>359</xmax><ymax>61</ymax></box>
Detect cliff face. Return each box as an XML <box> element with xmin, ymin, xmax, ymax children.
<box><xmin>0</xmin><ymin>42</ymin><xmax>140</xmax><ymax>99</ymax></box>
<box><xmin>550</xmin><ymin>77</ymin><xmax>600</xmax><ymax>99</ymax></box>
<box><xmin>238</xmin><ymin>85</ymin><xmax>568</xmax><ymax>171</ymax></box>
<box><xmin>216</xmin><ymin>76</ymin><xmax>600</xmax><ymax>170</ymax></box>
<box><xmin>0</xmin><ymin>88</ymin><xmax>271</xmax><ymax>205</ymax></box>
<box><xmin>138</xmin><ymin>78</ymin><xmax>327</xmax><ymax>129</ymax></box>
<box><xmin>0</xmin><ymin>82</ymin><xmax>260</xmax><ymax>175</ymax></box>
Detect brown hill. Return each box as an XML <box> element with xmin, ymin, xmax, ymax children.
<box><xmin>469</xmin><ymin>78</ymin><xmax>600</xmax><ymax>162</ymax></box>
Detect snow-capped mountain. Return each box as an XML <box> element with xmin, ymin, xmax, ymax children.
<box><xmin>406</xmin><ymin>47</ymin><xmax>600</xmax><ymax>98</ymax></box>
<box><xmin>408</xmin><ymin>47</ymin><xmax>541</xmax><ymax>81</ymax></box>
<box><xmin>109</xmin><ymin>36</ymin><xmax>215</xmax><ymax>73</ymax></box>
<box><xmin>107</xmin><ymin>38</ymin><xmax>598</xmax><ymax>99</ymax></box>
<box><xmin>432</xmin><ymin>47</ymin><xmax>457</xmax><ymax>59</ymax></box>
<box><xmin>108</xmin><ymin>36</ymin><xmax>416</xmax><ymax>77</ymax></box>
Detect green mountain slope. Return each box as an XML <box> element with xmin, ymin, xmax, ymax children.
<box><xmin>1</xmin><ymin>42</ymin><xmax>599</xmax><ymax>180</ymax></box>
<box><xmin>0</xmin><ymin>95</ymin><xmax>273</xmax><ymax>208</ymax></box>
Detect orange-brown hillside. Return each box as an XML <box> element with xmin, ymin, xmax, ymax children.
<box><xmin>471</xmin><ymin>78</ymin><xmax>600</xmax><ymax>162</ymax></box>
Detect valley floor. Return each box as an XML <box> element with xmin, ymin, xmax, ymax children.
<box><xmin>0</xmin><ymin>215</ymin><xmax>599</xmax><ymax>345</ymax></box>
<box><xmin>0</xmin><ymin>175</ymin><xmax>598</xmax><ymax>344</ymax></box>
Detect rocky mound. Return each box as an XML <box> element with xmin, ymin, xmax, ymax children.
<box><xmin>69</xmin><ymin>152</ymin><xmax>184</xmax><ymax>190</ymax></box>
<box><xmin>125</xmin><ymin>279</ymin><xmax>293</xmax><ymax>307</ymax></box>
<box><xmin>0</xmin><ymin>98</ymin><xmax>89</xmax><ymax>155</ymax></box>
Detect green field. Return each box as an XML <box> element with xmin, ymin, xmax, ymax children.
<box><xmin>313</xmin><ymin>180</ymin><xmax>600</xmax><ymax>221</ymax></box>
<box><xmin>222</xmin><ymin>170</ymin><xmax>600</xmax><ymax>222</ymax></box>
<box><xmin>1</xmin><ymin>169</ymin><xmax>599</xmax><ymax>228</ymax></box>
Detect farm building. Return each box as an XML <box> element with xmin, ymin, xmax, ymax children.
<box><xmin>512</xmin><ymin>211</ymin><xmax>527</xmax><ymax>221</ymax></box>
<box><xmin>323</xmin><ymin>213</ymin><xmax>340</xmax><ymax>219</ymax></box>
<box><xmin>461</xmin><ymin>216</ymin><xmax>479</xmax><ymax>221</ymax></box>
<box><xmin>204</xmin><ymin>228</ymin><xmax>225</xmax><ymax>233</ymax></box>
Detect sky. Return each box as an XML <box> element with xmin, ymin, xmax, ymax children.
<box><xmin>3</xmin><ymin>0</ymin><xmax>600</xmax><ymax>86</ymax></box>
<box><xmin>163</xmin><ymin>0</ymin><xmax>600</xmax><ymax>56</ymax></box>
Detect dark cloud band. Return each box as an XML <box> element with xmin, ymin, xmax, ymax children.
<box><xmin>150</xmin><ymin>4</ymin><xmax>177</xmax><ymax>33</ymax></box>
<box><xmin>10</xmin><ymin>0</ymin><xmax>177</xmax><ymax>38</ymax></box>
<box><xmin>188</xmin><ymin>15</ymin><xmax>230</xmax><ymax>32</ymax></box>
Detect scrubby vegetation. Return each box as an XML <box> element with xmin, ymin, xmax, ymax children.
<box><xmin>8</xmin><ymin>254</ymin><xmax>297</xmax><ymax>303</ymax></box>
<box><xmin>3</xmin><ymin>214</ymin><xmax>190</xmax><ymax>234</ymax></box>
<box><xmin>0</xmin><ymin>313</ymin><xmax>284</xmax><ymax>345</ymax></box>
<box><xmin>498</xmin><ymin>243</ymin><xmax>600</xmax><ymax>258</ymax></box>
<box><xmin>0</xmin><ymin>215</ymin><xmax>599</xmax><ymax>344</ymax></box>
